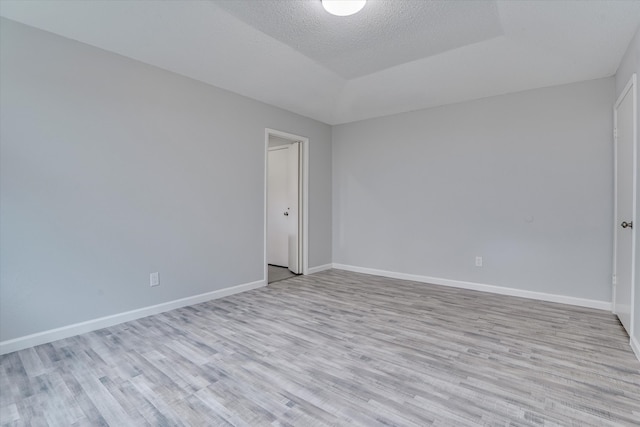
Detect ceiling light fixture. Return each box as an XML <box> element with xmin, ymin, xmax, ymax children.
<box><xmin>322</xmin><ymin>0</ymin><xmax>366</xmax><ymax>17</ymax></box>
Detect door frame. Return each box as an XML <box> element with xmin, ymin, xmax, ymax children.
<box><xmin>612</xmin><ymin>73</ymin><xmax>637</xmax><ymax>336</ymax></box>
<box><xmin>264</xmin><ymin>128</ymin><xmax>309</xmax><ymax>282</ymax></box>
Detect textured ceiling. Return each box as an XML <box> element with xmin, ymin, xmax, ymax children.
<box><xmin>215</xmin><ymin>0</ymin><xmax>504</xmax><ymax>78</ymax></box>
<box><xmin>1</xmin><ymin>0</ymin><xmax>639</xmax><ymax>125</ymax></box>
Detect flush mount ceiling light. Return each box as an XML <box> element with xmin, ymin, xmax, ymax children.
<box><xmin>322</xmin><ymin>0</ymin><xmax>366</xmax><ymax>16</ymax></box>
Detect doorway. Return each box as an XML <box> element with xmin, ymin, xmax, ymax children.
<box><xmin>613</xmin><ymin>73</ymin><xmax>637</xmax><ymax>337</ymax></box>
<box><xmin>265</xmin><ymin>129</ymin><xmax>309</xmax><ymax>284</ymax></box>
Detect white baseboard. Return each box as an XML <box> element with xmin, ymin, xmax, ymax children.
<box><xmin>332</xmin><ymin>264</ymin><xmax>611</xmax><ymax>311</ymax></box>
<box><xmin>2</xmin><ymin>265</ymin><xmax>617</xmax><ymax>356</ymax></box>
<box><xmin>0</xmin><ymin>279</ymin><xmax>266</xmax><ymax>355</ymax></box>
<box><xmin>307</xmin><ymin>263</ymin><xmax>333</xmax><ymax>274</ymax></box>
<box><xmin>631</xmin><ymin>335</ymin><xmax>640</xmax><ymax>362</ymax></box>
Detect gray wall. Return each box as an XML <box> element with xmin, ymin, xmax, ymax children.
<box><xmin>615</xmin><ymin>25</ymin><xmax>640</xmax><ymax>346</ymax></box>
<box><xmin>333</xmin><ymin>78</ymin><xmax>614</xmax><ymax>302</ymax></box>
<box><xmin>0</xmin><ymin>19</ymin><xmax>332</xmax><ymax>341</ymax></box>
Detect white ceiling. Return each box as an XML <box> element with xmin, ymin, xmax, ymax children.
<box><xmin>1</xmin><ymin>0</ymin><xmax>639</xmax><ymax>125</ymax></box>
<box><xmin>216</xmin><ymin>0</ymin><xmax>504</xmax><ymax>79</ymax></box>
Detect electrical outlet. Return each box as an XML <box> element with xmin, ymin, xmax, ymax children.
<box><xmin>150</xmin><ymin>272</ymin><xmax>159</xmax><ymax>287</ymax></box>
<box><xmin>475</xmin><ymin>256</ymin><xmax>483</xmax><ymax>267</ymax></box>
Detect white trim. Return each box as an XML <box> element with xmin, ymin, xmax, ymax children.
<box><xmin>307</xmin><ymin>263</ymin><xmax>333</xmax><ymax>274</ymax></box>
<box><xmin>302</xmin><ymin>138</ymin><xmax>309</xmax><ymax>275</ymax></box>
<box><xmin>612</xmin><ymin>85</ymin><xmax>619</xmax><ymax>310</ymax></box>
<box><xmin>264</xmin><ymin>128</ymin><xmax>309</xmax><ymax>279</ymax></box>
<box><xmin>630</xmin><ymin>335</ymin><xmax>640</xmax><ymax>362</ymax></box>
<box><xmin>612</xmin><ymin>73</ymin><xmax>637</xmax><ymax>338</ymax></box>
<box><xmin>264</xmin><ymin>132</ymin><xmax>269</xmax><ymax>283</ymax></box>
<box><xmin>268</xmin><ymin>145</ymin><xmax>289</xmax><ymax>152</ymax></box>
<box><xmin>332</xmin><ymin>264</ymin><xmax>611</xmax><ymax>311</ymax></box>
<box><xmin>0</xmin><ymin>279</ymin><xmax>266</xmax><ymax>355</ymax></box>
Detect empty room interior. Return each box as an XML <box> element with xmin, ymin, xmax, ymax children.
<box><xmin>2</xmin><ymin>0</ymin><xmax>640</xmax><ymax>425</ymax></box>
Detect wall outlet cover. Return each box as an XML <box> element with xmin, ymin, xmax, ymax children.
<box><xmin>150</xmin><ymin>272</ymin><xmax>160</xmax><ymax>287</ymax></box>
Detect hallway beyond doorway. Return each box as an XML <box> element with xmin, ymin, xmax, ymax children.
<box><xmin>268</xmin><ymin>264</ymin><xmax>296</xmax><ymax>284</ymax></box>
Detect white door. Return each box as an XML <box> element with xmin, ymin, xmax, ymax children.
<box><xmin>613</xmin><ymin>74</ymin><xmax>636</xmax><ymax>335</ymax></box>
<box><xmin>265</xmin><ymin>129</ymin><xmax>308</xmax><ymax>278</ymax></box>
<box><xmin>267</xmin><ymin>147</ymin><xmax>289</xmax><ymax>267</ymax></box>
<box><xmin>288</xmin><ymin>142</ymin><xmax>301</xmax><ymax>274</ymax></box>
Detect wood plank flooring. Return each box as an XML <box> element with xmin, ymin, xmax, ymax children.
<box><xmin>1</xmin><ymin>269</ymin><xmax>639</xmax><ymax>426</ymax></box>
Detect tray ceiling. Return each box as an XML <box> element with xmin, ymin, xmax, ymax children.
<box><xmin>1</xmin><ymin>0</ymin><xmax>639</xmax><ymax>124</ymax></box>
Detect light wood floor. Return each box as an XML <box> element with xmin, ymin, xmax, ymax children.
<box><xmin>1</xmin><ymin>269</ymin><xmax>639</xmax><ymax>426</ymax></box>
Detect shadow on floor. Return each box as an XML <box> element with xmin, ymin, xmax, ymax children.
<box><xmin>268</xmin><ymin>265</ymin><xmax>297</xmax><ymax>284</ymax></box>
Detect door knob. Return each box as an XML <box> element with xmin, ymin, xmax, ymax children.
<box><xmin>284</xmin><ymin>212</ymin><xmax>289</xmax><ymax>216</ymax></box>
<box><xmin>621</xmin><ymin>221</ymin><xmax>633</xmax><ymax>229</ymax></box>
